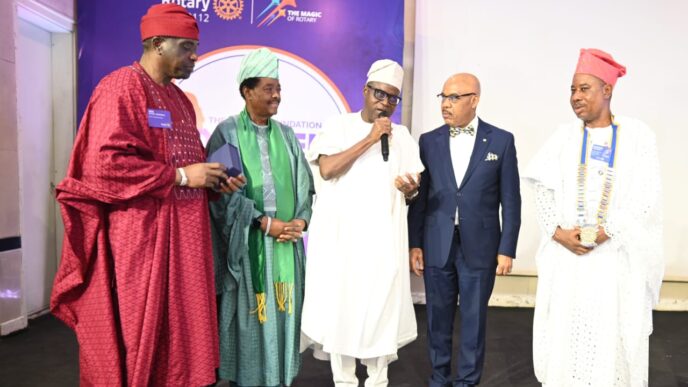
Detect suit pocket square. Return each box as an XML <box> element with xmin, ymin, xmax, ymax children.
<box><xmin>485</xmin><ymin>152</ymin><xmax>499</xmax><ymax>161</ymax></box>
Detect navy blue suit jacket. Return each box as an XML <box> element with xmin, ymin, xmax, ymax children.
<box><xmin>408</xmin><ymin>119</ymin><xmax>521</xmax><ymax>269</ymax></box>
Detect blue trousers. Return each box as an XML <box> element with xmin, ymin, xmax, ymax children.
<box><xmin>423</xmin><ymin>228</ymin><xmax>496</xmax><ymax>387</ymax></box>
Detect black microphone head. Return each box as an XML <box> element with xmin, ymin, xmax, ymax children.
<box><xmin>379</xmin><ymin>110</ymin><xmax>390</xmax><ymax>162</ymax></box>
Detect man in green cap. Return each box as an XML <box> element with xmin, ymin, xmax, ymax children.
<box><xmin>207</xmin><ymin>47</ymin><xmax>314</xmax><ymax>386</ymax></box>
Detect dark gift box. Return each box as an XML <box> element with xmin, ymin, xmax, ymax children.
<box><xmin>208</xmin><ymin>143</ymin><xmax>243</xmax><ymax>177</ymax></box>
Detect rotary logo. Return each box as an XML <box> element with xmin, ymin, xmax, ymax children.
<box><xmin>256</xmin><ymin>0</ymin><xmax>295</xmax><ymax>27</ymax></box>
<box><xmin>255</xmin><ymin>0</ymin><xmax>322</xmax><ymax>27</ymax></box>
<box><xmin>213</xmin><ymin>0</ymin><xmax>244</xmax><ymax>20</ymax></box>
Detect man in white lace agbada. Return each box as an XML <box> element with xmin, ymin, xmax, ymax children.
<box><xmin>523</xmin><ymin>48</ymin><xmax>664</xmax><ymax>386</ymax></box>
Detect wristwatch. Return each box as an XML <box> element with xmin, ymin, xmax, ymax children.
<box><xmin>405</xmin><ymin>190</ymin><xmax>419</xmax><ymax>200</ymax></box>
<box><xmin>177</xmin><ymin>167</ymin><xmax>188</xmax><ymax>187</ymax></box>
<box><xmin>252</xmin><ymin>215</ymin><xmax>265</xmax><ymax>229</ymax></box>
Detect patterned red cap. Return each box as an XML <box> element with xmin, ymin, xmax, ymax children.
<box><xmin>575</xmin><ymin>48</ymin><xmax>626</xmax><ymax>86</ymax></box>
<box><xmin>140</xmin><ymin>4</ymin><xmax>199</xmax><ymax>41</ymax></box>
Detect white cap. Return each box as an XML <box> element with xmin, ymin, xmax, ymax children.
<box><xmin>366</xmin><ymin>59</ymin><xmax>404</xmax><ymax>92</ymax></box>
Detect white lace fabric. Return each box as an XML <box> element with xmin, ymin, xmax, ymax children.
<box><xmin>523</xmin><ymin>116</ymin><xmax>663</xmax><ymax>387</ymax></box>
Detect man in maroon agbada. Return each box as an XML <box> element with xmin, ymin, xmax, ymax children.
<box><xmin>50</xmin><ymin>4</ymin><xmax>244</xmax><ymax>386</ymax></box>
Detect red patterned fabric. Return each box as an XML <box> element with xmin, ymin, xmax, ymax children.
<box><xmin>51</xmin><ymin>62</ymin><xmax>218</xmax><ymax>386</ymax></box>
<box><xmin>140</xmin><ymin>3</ymin><xmax>199</xmax><ymax>41</ymax></box>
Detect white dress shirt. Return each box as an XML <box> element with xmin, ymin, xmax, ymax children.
<box><xmin>450</xmin><ymin>115</ymin><xmax>479</xmax><ymax>224</ymax></box>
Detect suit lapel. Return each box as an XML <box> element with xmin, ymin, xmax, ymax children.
<box><xmin>435</xmin><ymin>125</ymin><xmax>460</xmax><ymax>190</ymax></box>
<box><xmin>458</xmin><ymin>119</ymin><xmax>492</xmax><ymax>190</ymax></box>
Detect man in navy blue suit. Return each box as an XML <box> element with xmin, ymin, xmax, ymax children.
<box><xmin>408</xmin><ymin>73</ymin><xmax>521</xmax><ymax>387</ymax></box>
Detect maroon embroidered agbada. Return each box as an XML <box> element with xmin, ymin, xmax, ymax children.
<box><xmin>51</xmin><ymin>62</ymin><xmax>218</xmax><ymax>386</ymax></box>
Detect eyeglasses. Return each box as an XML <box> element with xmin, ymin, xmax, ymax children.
<box><xmin>437</xmin><ymin>92</ymin><xmax>476</xmax><ymax>104</ymax></box>
<box><xmin>367</xmin><ymin>85</ymin><xmax>402</xmax><ymax>106</ymax></box>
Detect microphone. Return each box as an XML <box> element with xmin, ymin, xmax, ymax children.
<box><xmin>378</xmin><ymin>111</ymin><xmax>389</xmax><ymax>162</ymax></box>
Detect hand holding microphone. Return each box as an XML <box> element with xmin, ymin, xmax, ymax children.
<box><xmin>371</xmin><ymin>111</ymin><xmax>392</xmax><ymax>161</ymax></box>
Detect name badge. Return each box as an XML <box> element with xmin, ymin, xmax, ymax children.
<box><xmin>590</xmin><ymin>144</ymin><xmax>611</xmax><ymax>163</ymax></box>
<box><xmin>147</xmin><ymin>108</ymin><xmax>172</xmax><ymax>129</ymax></box>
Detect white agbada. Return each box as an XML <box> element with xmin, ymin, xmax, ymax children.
<box><xmin>300</xmin><ymin>112</ymin><xmax>423</xmax><ymax>362</ymax></box>
<box><xmin>523</xmin><ymin>116</ymin><xmax>663</xmax><ymax>387</ymax></box>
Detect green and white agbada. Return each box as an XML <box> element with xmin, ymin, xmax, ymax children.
<box><xmin>208</xmin><ymin>47</ymin><xmax>314</xmax><ymax>386</ymax></box>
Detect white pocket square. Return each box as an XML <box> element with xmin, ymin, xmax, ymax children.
<box><xmin>485</xmin><ymin>152</ymin><xmax>499</xmax><ymax>161</ymax></box>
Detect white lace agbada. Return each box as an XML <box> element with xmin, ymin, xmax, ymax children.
<box><xmin>523</xmin><ymin>116</ymin><xmax>664</xmax><ymax>387</ymax></box>
<box><xmin>300</xmin><ymin>112</ymin><xmax>423</xmax><ymax>363</ymax></box>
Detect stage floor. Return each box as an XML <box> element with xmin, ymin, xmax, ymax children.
<box><xmin>1</xmin><ymin>305</ymin><xmax>686</xmax><ymax>386</ymax></box>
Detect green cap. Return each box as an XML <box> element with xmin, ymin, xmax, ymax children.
<box><xmin>237</xmin><ymin>47</ymin><xmax>279</xmax><ymax>84</ymax></box>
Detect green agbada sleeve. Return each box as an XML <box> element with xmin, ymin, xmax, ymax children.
<box><xmin>207</xmin><ymin>117</ymin><xmax>255</xmax><ymax>297</ymax></box>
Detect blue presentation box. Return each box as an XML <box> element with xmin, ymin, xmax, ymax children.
<box><xmin>208</xmin><ymin>143</ymin><xmax>243</xmax><ymax>177</ymax></box>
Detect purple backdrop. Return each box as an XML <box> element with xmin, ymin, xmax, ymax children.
<box><xmin>77</xmin><ymin>0</ymin><xmax>405</xmax><ymax>122</ymax></box>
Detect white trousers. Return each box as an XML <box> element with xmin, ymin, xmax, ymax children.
<box><xmin>330</xmin><ymin>354</ymin><xmax>389</xmax><ymax>387</ymax></box>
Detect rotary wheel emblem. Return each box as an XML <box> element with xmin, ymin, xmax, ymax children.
<box><xmin>214</xmin><ymin>0</ymin><xmax>244</xmax><ymax>20</ymax></box>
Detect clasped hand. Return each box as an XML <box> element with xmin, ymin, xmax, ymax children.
<box><xmin>553</xmin><ymin>226</ymin><xmax>609</xmax><ymax>255</ymax></box>
<box><xmin>265</xmin><ymin>218</ymin><xmax>306</xmax><ymax>243</ymax></box>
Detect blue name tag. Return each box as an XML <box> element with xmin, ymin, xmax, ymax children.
<box><xmin>590</xmin><ymin>144</ymin><xmax>611</xmax><ymax>163</ymax></box>
<box><xmin>147</xmin><ymin>108</ymin><xmax>172</xmax><ymax>129</ymax></box>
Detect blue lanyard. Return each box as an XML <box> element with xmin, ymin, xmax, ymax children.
<box><xmin>580</xmin><ymin>121</ymin><xmax>618</xmax><ymax>168</ymax></box>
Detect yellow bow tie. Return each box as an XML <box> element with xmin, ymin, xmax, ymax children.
<box><xmin>449</xmin><ymin>125</ymin><xmax>475</xmax><ymax>137</ymax></box>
